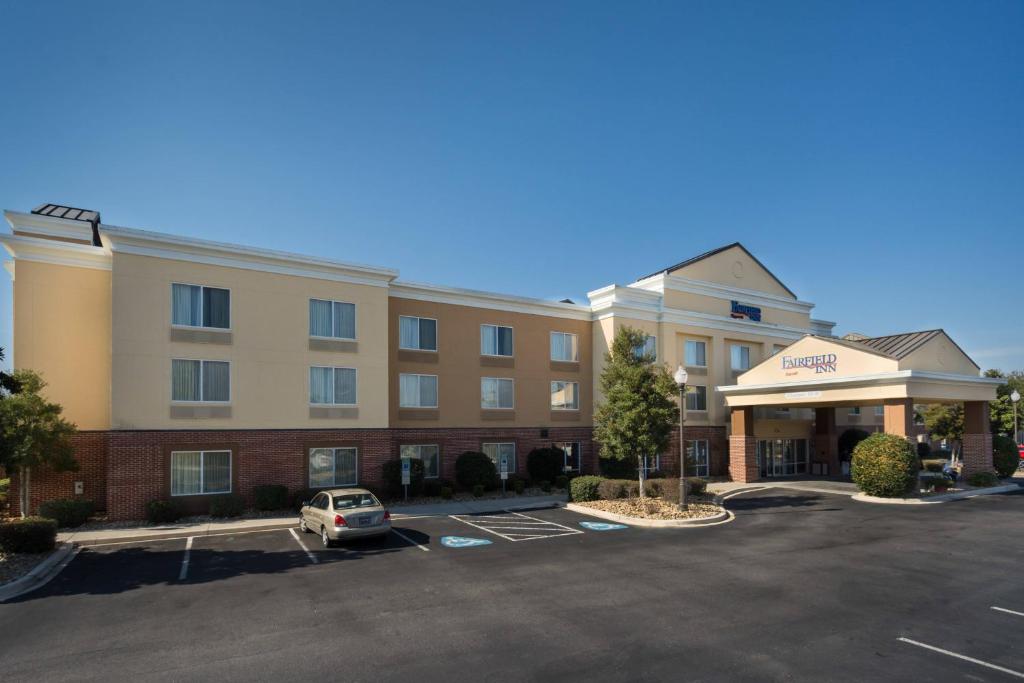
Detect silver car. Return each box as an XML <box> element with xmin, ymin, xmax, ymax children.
<box><xmin>298</xmin><ymin>488</ymin><xmax>391</xmax><ymax>547</ymax></box>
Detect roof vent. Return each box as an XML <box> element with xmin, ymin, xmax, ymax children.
<box><xmin>842</xmin><ymin>332</ymin><xmax>869</xmax><ymax>342</ymax></box>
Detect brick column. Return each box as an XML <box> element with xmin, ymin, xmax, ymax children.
<box><xmin>814</xmin><ymin>407</ymin><xmax>838</xmax><ymax>476</ymax></box>
<box><xmin>962</xmin><ymin>401</ymin><xmax>994</xmax><ymax>477</ymax></box>
<box><xmin>728</xmin><ymin>406</ymin><xmax>758</xmax><ymax>483</ymax></box>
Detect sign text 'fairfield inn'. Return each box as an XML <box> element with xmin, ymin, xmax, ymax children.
<box><xmin>781</xmin><ymin>353</ymin><xmax>838</xmax><ymax>374</ymax></box>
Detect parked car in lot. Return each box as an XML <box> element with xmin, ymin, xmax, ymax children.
<box><xmin>298</xmin><ymin>488</ymin><xmax>391</xmax><ymax>547</ymax></box>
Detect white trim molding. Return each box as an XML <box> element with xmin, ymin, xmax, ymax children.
<box><xmin>4</xmin><ymin>210</ymin><xmax>96</xmax><ymax>244</ymax></box>
<box><xmin>718</xmin><ymin>370</ymin><xmax>1003</xmax><ymax>396</ymax></box>
<box><xmin>631</xmin><ymin>273</ymin><xmax>816</xmax><ymax>314</ymax></box>
<box><xmin>0</xmin><ymin>233</ymin><xmax>111</xmax><ymax>271</ymax></box>
<box><xmin>391</xmin><ymin>280</ymin><xmax>592</xmax><ymax>321</ymax></box>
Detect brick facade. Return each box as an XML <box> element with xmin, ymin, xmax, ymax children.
<box><xmin>961</xmin><ymin>432</ymin><xmax>994</xmax><ymax>478</ymax></box>
<box><xmin>9</xmin><ymin>431</ymin><xmax>108</xmax><ymax>518</ymax></box>
<box><xmin>728</xmin><ymin>436</ymin><xmax>758</xmax><ymax>483</ymax></box>
<box><xmin>658</xmin><ymin>426</ymin><xmax>728</xmax><ymax>478</ymax></box>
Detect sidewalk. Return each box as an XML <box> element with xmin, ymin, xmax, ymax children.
<box><xmin>58</xmin><ymin>494</ymin><xmax>569</xmax><ymax>546</ymax></box>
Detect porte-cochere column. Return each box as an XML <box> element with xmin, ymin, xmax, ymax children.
<box><xmin>962</xmin><ymin>401</ymin><xmax>994</xmax><ymax>477</ymax></box>
<box><xmin>729</xmin><ymin>406</ymin><xmax>758</xmax><ymax>483</ymax></box>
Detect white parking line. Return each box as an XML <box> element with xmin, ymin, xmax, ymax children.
<box><xmin>391</xmin><ymin>529</ymin><xmax>430</xmax><ymax>552</ymax></box>
<box><xmin>288</xmin><ymin>528</ymin><xmax>319</xmax><ymax>564</ymax></box>
<box><xmin>177</xmin><ymin>536</ymin><xmax>194</xmax><ymax>581</ymax></box>
<box><xmin>449</xmin><ymin>511</ymin><xmax>584</xmax><ymax>542</ymax></box>
<box><xmin>993</xmin><ymin>606</ymin><xmax>1024</xmax><ymax>618</ymax></box>
<box><xmin>898</xmin><ymin>637</ymin><xmax>1024</xmax><ymax>678</ymax></box>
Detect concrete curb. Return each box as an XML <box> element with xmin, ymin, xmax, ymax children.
<box><xmin>852</xmin><ymin>483</ymin><xmax>1022</xmax><ymax>505</ymax></box>
<box><xmin>0</xmin><ymin>542</ymin><xmax>81</xmax><ymax>603</ymax></box>
<box><xmin>565</xmin><ymin>502</ymin><xmax>728</xmax><ymax>527</ymax></box>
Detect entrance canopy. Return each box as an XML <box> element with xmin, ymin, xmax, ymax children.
<box><xmin>718</xmin><ymin>330</ymin><xmax>1000</xmax><ymax>409</ymax></box>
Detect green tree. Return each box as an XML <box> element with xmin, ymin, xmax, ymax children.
<box><xmin>0</xmin><ymin>347</ymin><xmax>20</xmax><ymax>395</ymax></box>
<box><xmin>0</xmin><ymin>370</ymin><xmax>78</xmax><ymax>517</ymax></box>
<box><xmin>592</xmin><ymin>326</ymin><xmax>679</xmax><ymax>498</ymax></box>
<box><xmin>984</xmin><ymin>369</ymin><xmax>1024</xmax><ymax>439</ymax></box>
<box><xmin>922</xmin><ymin>403</ymin><xmax>964</xmax><ymax>458</ymax></box>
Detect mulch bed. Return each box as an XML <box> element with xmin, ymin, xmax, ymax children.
<box><xmin>576</xmin><ymin>498</ymin><xmax>722</xmax><ymax>520</ymax></box>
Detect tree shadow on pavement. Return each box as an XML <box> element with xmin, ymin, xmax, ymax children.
<box><xmin>725</xmin><ymin>494</ymin><xmax>841</xmax><ymax>513</ymax></box>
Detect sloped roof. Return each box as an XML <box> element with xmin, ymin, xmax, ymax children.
<box><xmin>635</xmin><ymin>242</ymin><xmax>798</xmax><ymax>299</ymax></box>
<box><xmin>852</xmin><ymin>329</ymin><xmax>979</xmax><ymax>370</ymax></box>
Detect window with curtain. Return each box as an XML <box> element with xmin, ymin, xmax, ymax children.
<box><xmin>309</xmin><ymin>367</ymin><xmax>357</xmax><ymax>405</ymax></box>
<box><xmin>481</xmin><ymin>377</ymin><xmax>514</xmax><ymax>409</ymax></box>
<box><xmin>480</xmin><ymin>324</ymin><xmax>513</xmax><ymax>356</ymax></box>
<box><xmin>172</xmin><ymin>359</ymin><xmax>230</xmax><ymax>402</ymax></box>
<box><xmin>482</xmin><ymin>443</ymin><xmax>516</xmax><ymax>472</ymax></box>
<box><xmin>399</xmin><ymin>373</ymin><xmax>438</xmax><ymax>408</ymax></box>
<box><xmin>633</xmin><ymin>335</ymin><xmax>656</xmax><ymax>360</ymax></box>
<box><xmin>171</xmin><ymin>450</ymin><xmax>231</xmax><ymax>495</ymax></box>
<box><xmin>686</xmin><ymin>439</ymin><xmax>709</xmax><ymax>477</ymax></box>
<box><xmin>685</xmin><ymin>340</ymin><xmax>707</xmax><ymax>367</ymax></box>
<box><xmin>550</xmin><ymin>332</ymin><xmax>579</xmax><ymax>362</ymax></box>
<box><xmin>730</xmin><ymin>345</ymin><xmax>751</xmax><ymax>371</ymax></box>
<box><xmin>685</xmin><ymin>385</ymin><xmax>707</xmax><ymax>411</ymax></box>
<box><xmin>309</xmin><ymin>299</ymin><xmax>356</xmax><ymax>339</ymax></box>
<box><xmin>308</xmin><ymin>447</ymin><xmax>358</xmax><ymax>487</ymax></box>
<box><xmin>550</xmin><ymin>381</ymin><xmax>579</xmax><ymax>410</ymax></box>
<box><xmin>172</xmin><ymin>284</ymin><xmax>229</xmax><ymax>329</ymax></box>
<box><xmin>400</xmin><ymin>444</ymin><xmax>440</xmax><ymax>479</ymax></box>
<box><xmin>399</xmin><ymin>316</ymin><xmax>437</xmax><ymax>351</ymax></box>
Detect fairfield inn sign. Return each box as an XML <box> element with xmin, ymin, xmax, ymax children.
<box><xmin>781</xmin><ymin>353</ymin><xmax>838</xmax><ymax>374</ymax></box>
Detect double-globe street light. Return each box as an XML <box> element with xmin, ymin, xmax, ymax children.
<box><xmin>1012</xmin><ymin>389</ymin><xmax>1021</xmax><ymax>447</ymax></box>
<box><xmin>674</xmin><ymin>365</ymin><xmax>689</xmax><ymax>511</ymax></box>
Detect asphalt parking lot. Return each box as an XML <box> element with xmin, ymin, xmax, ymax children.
<box><xmin>2</xmin><ymin>488</ymin><xmax>1023</xmax><ymax>682</ymax></box>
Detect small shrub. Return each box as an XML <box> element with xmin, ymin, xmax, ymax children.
<box><xmin>569</xmin><ymin>476</ymin><xmax>604</xmax><ymax>502</ymax></box>
<box><xmin>455</xmin><ymin>451</ymin><xmax>497</xmax><ymax>490</ymax></box>
<box><xmin>382</xmin><ymin>458</ymin><xmax>425</xmax><ymax>498</ymax></box>
<box><xmin>253</xmin><ymin>485</ymin><xmax>288</xmax><ymax>511</ymax></box>
<box><xmin>38</xmin><ymin>499</ymin><xmax>95</xmax><ymax>528</ymax></box>
<box><xmin>916</xmin><ymin>442</ymin><xmax>932</xmax><ymax>459</ymax></box>
<box><xmin>598</xmin><ymin>479</ymin><xmax>628</xmax><ymax>500</ymax></box>
<box><xmin>209</xmin><ymin>494</ymin><xmax>245</xmax><ymax>518</ymax></box>
<box><xmin>624</xmin><ymin>481</ymin><xmax>641</xmax><ymax>498</ymax></box>
<box><xmin>539</xmin><ymin>480</ymin><xmax>552</xmax><ymax>493</ymax></box>
<box><xmin>440</xmin><ymin>486</ymin><xmax>453</xmax><ymax>500</ymax></box>
<box><xmin>688</xmin><ymin>478</ymin><xmax>708</xmax><ymax>496</ymax></box>
<box><xmin>512</xmin><ymin>478</ymin><xmax>525</xmax><ymax>494</ymax></box>
<box><xmin>0</xmin><ymin>517</ymin><xmax>57</xmax><ymax>553</ymax></box>
<box><xmin>644</xmin><ymin>479</ymin><xmax>662</xmax><ymax>497</ymax></box>
<box><xmin>599</xmin><ymin>456</ymin><xmax>637</xmax><ymax>479</ymax></box>
<box><xmin>145</xmin><ymin>499</ymin><xmax>180</xmax><ymax>525</ymax></box>
<box><xmin>423</xmin><ymin>479</ymin><xmax>443</xmax><ymax>498</ymax></box>
<box><xmin>993</xmin><ymin>435</ymin><xmax>1019</xmax><ymax>479</ymax></box>
<box><xmin>472</xmin><ymin>484</ymin><xmax>484</xmax><ymax>498</ymax></box>
<box><xmin>527</xmin><ymin>447</ymin><xmax>564</xmax><ymax>483</ymax></box>
<box><xmin>646</xmin><ymin>470</ymin><xmax>666</xmax><ymax>480</ymax></box>
<box><xmin>921</xmin><ymin>459</ymin><xmax>946</xmax><ymax>473</ymax></box>
<box><xmin>967</xmin><ymin>471</ymin><xmax>1000</xmax><ymax>488</ymax></box>
<box><xmin>291</xmin><ymin>488</ymin><xmax>317</xmax><ymax>511</ymax></box>
<box><xmin>554</xmin><ymin>475</ymin><xmax>569</xmax><ymax>490</ymax></box>
<box><xmin>851</xmin><ymin>433</ymin><xmax>919</xmax><ymax>498</ymax></box>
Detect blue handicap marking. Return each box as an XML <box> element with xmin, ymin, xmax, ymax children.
<box><xmin>579</xmin><ymin>521</ymin><xmax>629</xmax><ymax>531</ymax></box>
<box><xmin>441</xmin><ymin>536</ymin><xmax>493</xmax><ymax>548</ymax></box>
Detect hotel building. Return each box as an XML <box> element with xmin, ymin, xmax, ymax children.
<box><xmin>1</xmin><ymin>204</ymin><xmax>998</xmax><ymax>519</ymax></box>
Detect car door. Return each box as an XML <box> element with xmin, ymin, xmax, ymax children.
<box><xmin>306</xmin><ymin>493</ymin><xmax>323</xmax><ymax>528</ymax></box>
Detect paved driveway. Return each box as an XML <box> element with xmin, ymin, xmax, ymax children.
<box><xmin>2</xmin><ymin>490</ymin><xmax>1023</xmax><ymax>682</ymax></box>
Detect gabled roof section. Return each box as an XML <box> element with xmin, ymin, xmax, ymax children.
<box><xmin>854</xmin><ymin>329</ymin><xmax>979</xmax><ymax>370</ymax></box>
<box><xmin>635</xmin><ymin>242</ymin><xmax>798</xmax><ymax>299</ymax></box>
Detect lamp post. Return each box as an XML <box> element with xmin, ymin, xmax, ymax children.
<box><xmin>1012</xmin><ymin>389</ymin><xmax>1021</xmax><ymax>445</ymax></box>
<box><xmin>674</xmin><ymin>365</ymin><xmax>689</xmax><ymax>511</ymax></box>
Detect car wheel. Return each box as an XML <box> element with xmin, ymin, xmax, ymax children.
<box><xmin>299</xmin><ymin>516</ymin><xmax>307</xmax><ymax>533</ymax></box>
<box><xmin>321</xmin><ymin>527</ymin><xmax>332</xmax><ymax>548</ymax></box>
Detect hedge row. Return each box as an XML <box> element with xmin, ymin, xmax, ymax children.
<box><xmin>0</xmin><ymin>517</ymin><xmax>57</xmax><ymax>554</ymax></box>
<box><xmin>569</xmin><ymin>476</ymin><xmax>708</xmax><ymax>502</ymax></box>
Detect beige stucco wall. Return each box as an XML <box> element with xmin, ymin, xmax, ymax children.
<box><xmin>667</xmin><ymin>245</ymin><xmax>795</xmax><ymax>300</ymax></box>
<box><xmin>389</xmin><ymin>297</ymin><xmax>593</xmax><ymax>428</ymax></box>
<box><xmin>737</xmin><ymin>336</ymin><xmax>898</xmax><ymax>386</ymax></box>
<box><xmin>660</xmin><ymin>288</ymin><xmax>811</xmax><ymax>329</ymax></box>
<box><xmin>110</xmin><ymin>252</ymin><xmax>389</xmax><ymax>429</ymax></box>
<box><xmin>12</xmin><ymin>260</ymin><xmax>112</xmax><ymax>429</ymax></box>
<box><xmin>899</xmin><ymin>334</ymin><xmax>980</xmax><ymax>376</ymax></box>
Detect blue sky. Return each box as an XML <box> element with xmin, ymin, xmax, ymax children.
<box><xmin>1</xmin><ymin>0</ymin><xmax>1022</xmax><ymax>371</ymax></box>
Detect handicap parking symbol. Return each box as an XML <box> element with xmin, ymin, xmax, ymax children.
<box><xmin>441</xmin><ymin>536</ymin><xmax>493</xmax><ymax>548</ymax></box>
<box><xmin>579</xmin><ymin>521</ymin><xmax>629</xmax><ymax>531</ymax></box>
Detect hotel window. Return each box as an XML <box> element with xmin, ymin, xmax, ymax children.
<box><xmin>685</xmin><ymin>340</ymin><xmax>706</xmax><ymax>367</ymax></box>
<box><xmin>172</xmin><ymin>283</ymin><xmax>230</xmax><ymax>329</ymax></box>
<box><xmin>550</xmin><ymin>381</ymin><xmax>579</xmax><ymax>410</ymax></box>
<box><xmin>633</xmin><ymin>335</ymin><xmax>657</xmax><ymax>360</ymax></box>
<box><xmin>309</xmin><ymin>367</ymin><xmax>357</xmax><ymax>405</ymax></box>
<box><xmin>482</xmin><ymin>443</ymin><xmax>516</xmax><ymax>472</ymax></box>
<box><xmin>641</xmin><ymin>454</ymin><xmax>660</xmax><ymax>475</ymax></box>
<box><xmin>850</xmin><ymin>407</ymin><xmax>861</xmax><ymax>415</ymax></box>
<box><xmin>308</xmin><ymin>447</ymin><xmax>358</xmax><ymax>487</ymax></box>
<box><xmin>874</xmin><ymin>406</ymin><xmax>885</xmax><ymax>417</ymax></box>
<box><xmin>554</xmin><ymin>441</ymin><xmax>581</xmax><ymax>472</ymax></box>
<box><xmin>400</xmin><ymin>445</ymin><xmax>440</xmax><ymax>479</ymax></box>
<box><xmin>481</xmin><ymin>324</ymin><xmax>514</xmax><ymax>357</ymax></box>
<box><xmin>171</xmin><ymin>450</ymin><xmax>231</xmax><ymax>496</ymax></box>
<box><xmin>685</xmin><ymin>385</ymin><xmax>707</xmax><ymax>411</ymax></box>
<box><xmin>550</xmin><ymin>332</ymin><xmax>579</xmax><ymax>362</ymax></box>
<box><xmin>481</xmin><ymin>377</ymin><xmax>514</xmax><ymax>409</ymax></box>
<box><xmin>171</xmin><ymin>359</ymin><xmax>230</xmax><ymax>402</ymax></box>
<box><xmin>399</xmin><ymin>373</ymin><xmax>438</xmax><ymax>408</ymax></box>
<box><xmin>687</xmin><ymin>440</ymin><xmax>709</xmax><ymax>477</ymax></box>
<box><xmin>771</xmin><ymin>344</ymin><xmax>786</xmax><ymax>357</ymax></box>
<box><xmin>399</xmin><ymin>316</ymin><xmax>437</xmax><ymax>351</ymax></box>
<box><xmin>309</xmin><ymin>299</ymin><xmax>356</xmax><ymax>339</ymax></box>
<box><xmin>730</xmin><ymin>345</ymin><xmax>751</xmax><ymax>371</ymax></box>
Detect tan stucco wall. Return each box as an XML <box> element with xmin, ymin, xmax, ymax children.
<box><xmin>668</xmin><ymin>245</ymin><xmax>795</xmax><ymax>300</ymax></box>
<box><xmin>737</xmin><ymin>336</ymin><xmax>898</xmax><ymax>386</ymax></box>
<box><xmin>388</xmin><ymin>297</ymin><xmax>593</xmax><ymax>428</ymax></box>
<box><xmin>12</xmin><ymin>260</ymin><xmax>112</xmax><ymax>429</ymax></box>
<box><xmin>754</xmin><ymin>418</ymin><xmax>813</xmax><ymax>439</ymax></box>
<box><xmin>660</xmin><ymin>288</ymin><xmax>810</xmax><ymax>329</ymax></box>
<box><xmin>899</xmin><ymin>334</ymin><xmax>980</xmax><ymax>376</ymax></box>
<box><xmin>110</xmin><ymin>252</ymin><xmax>390</xmax><ymax>429</ymax></box>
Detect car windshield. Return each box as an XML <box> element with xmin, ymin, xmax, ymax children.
<box><xmin>333</xmin><ymin>493</ymin><xmax>379</xmax><ymax>510</ymax></box>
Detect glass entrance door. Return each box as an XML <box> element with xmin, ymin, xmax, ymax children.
<box><xmin>757</xmin><ymin>439</ymin><xmax>809</xmax><ymax>477</ymax></box>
